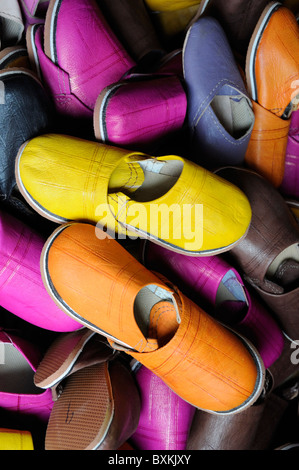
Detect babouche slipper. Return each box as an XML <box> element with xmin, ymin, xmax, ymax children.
<box><xmin>16</xmin><ymin>133</ymin><xmax>252</xmax><ymax>256</ymax></box>
<box><xmin>0</xmin><ymin>208</ymin><xmax>81</xmax><ymax>332</ymax></box>
<box><xmin>93</xmin><ymin>73</ymin><xmax>187</xmax><ymax>150</ymax></box>
<box><xmin>244</xmin><ymin>2</ymin><xmax>299</xmax><ymax>187</ymax></box>
<box><xmin>183</xmin><ymin>15</ymin><xmax>255</xmax><ymax>169</ymax></box>
<box><xmin>39</xmin><ymin>222</ymin><xmax>266</xmax><ymax>415</ymax></box>
<box><xmin>25</xmin><ymin>0</ymin><xmax>135</xmax><ymax>119</ymax></box>
<box><xmin>34</xmin><ymin>328</ymin><xmax>140</xmax><ymax>450</ymax></box>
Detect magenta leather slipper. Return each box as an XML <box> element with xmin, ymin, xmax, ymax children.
<box><xmin>26</xmin><ymin>0</ymin><xmax>135</xmax><ymax>119</ymax></box>
<box><xmin>0</xmin><ymin>209</ymin><xmax>81</xmax><ymax>332</ymax></box>
<box><xmin>130</xmin><ymin>363</ymin><xmax>195</xmax><ymax>450</ymax></box>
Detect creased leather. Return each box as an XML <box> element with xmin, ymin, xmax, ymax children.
<box><xmin>187</xmin><ymin>390</ymin><xmax>289</xmax><ymax>450</ymax></box>
<box><xmin>244</xmin><ymin>5</ymin><xmax>299</xmax><ymax>187</ymax></box>
<box><xmin>95</xmin><ymin>75</ymin><xmax>187</xmax><ymax>150</ymax></box>
<box><xmin>0</xmin><ymin>69</ymin><xmax>53</xmax><ymax>200</ymax></box>
<box><xmin>245</xmin><ymin>100</ymin><xmax>290</xmax><ymax>188</ymax></box>
<box><xmin>131</xmin><ymin>365</ymin><xmax>195</xmax><ymax>450</ymax></box>
<box><xmin>43</xmin><ymin>222</ymin><xmax>265</xmax><ymax>414</ymax></box>
<box><xmin>16</xmin><ymin>133</ymin><xmax>252</xmax><ymax>255</ymax></box>
<box><xmin>27</xmin><ymin>0</ymin><xmax>136</xmax><ymax>118</ymax></box>
<box><xmin>0</xmin><ymin>209</ymin><xmax>81</xmax><ymax>332</ymax></box>
<box><xmin>187</xmin><ymin>397</ymin><xmax>265</xmax><ymax>450</ymax></box>
<box><xmin>252</xmin><ymin>5</ymin><xmax>299</xmax><ymax>118</ymax></box>
<box><xmin>27</xmin><ymin>24</ymin><xmax>92</xmax><ymax>119</ymax></box>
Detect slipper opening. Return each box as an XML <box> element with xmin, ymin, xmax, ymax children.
<box><xmin>210</xmin><ymin>84</ymin><xmax>254</xmax><ymax>139</ymax></box>
<box><xmin>134</xmin><ymin>284</ymin><xmax>180</xmax><ymax>347</ymax></box>
<box><xmin>108</xmin><ymin>158</ymin><xmax>184</xmax><ymax>202</ymax></box>
<box><xmin>215</xmin><ymin>269</ymin><xmax>248</xmax><ymax>324</ymax></box>
<box><xmin>266</xmin><ymin>243</ymin><xmax>299</xmax><ymax>291</ymax></box>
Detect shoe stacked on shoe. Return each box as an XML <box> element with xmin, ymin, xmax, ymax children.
<box><xmin>1</xmin><ymin>0</ymin><xmax>299</xmax><ymax>452</ymax></box>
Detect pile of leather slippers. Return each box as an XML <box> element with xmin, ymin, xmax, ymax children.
<box><xmin>1</xmin><ymin>0</ymin><xmax>299</xmax><ymax>451</ymax></box>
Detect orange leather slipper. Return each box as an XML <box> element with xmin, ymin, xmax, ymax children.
<box><xmin>245</xmin><ymin>2</ymin><xmax>299</xmax><ymax>187</ymax></box>
<box><xmin>40</xmin><ymin>222</ymin><xmax>266</xmax><ymax>415</ymax></box>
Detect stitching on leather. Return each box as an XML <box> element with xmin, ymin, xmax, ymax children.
<box><xmin>134</xmin><ymin>338</ymin><xmax>157</xmax><ymax>353</ymax></box>
<box><xmin>191</xmin><ymin>78</ymin><xmax>242</xmax><ymax>126</ymax></box>
<box><xmin>129</xmin><ymin>162</ymin><xmax>140</xmax><ymax>189</ymax></box>
<box><xmin>195</xmin><ymin>106</ymin><xmax>249</xmax><ymax>146</ymax></box>
<box><xmin>251</xmin><ymin>125</ymin><xmax>289</xmax><ymax>135</ymax></box>
<box><xmin>91</xmin><ymin>146</ymin><xmax>105</xmax><ymax>217</ymax></box>
<box><xmin>108</xmin><ymin>193</ymin><xmax>129</xmax><ymax>225</ymax></box>
<box><xmin>277</xmin><ymin>261</ymin><xmax>299</xmax><ymax>277</ymax></box>
<box><xmin>0</xmin><ymin>227</ymin><xmax>41</xmax><ymax>290</ymax></box>
<box><xmin>148</xmin><ymin>304</ymin><xmax>175</xmax><ymax>339</ymax></box>
<box><xmin>83</xmin><ymin>144</ymin><xmax>99</xmax><ymax>219</ymax></box>
<box><xmin>270</xmin><ymin>107</ymin><xmax>283</xmax><ymax>116</ymax></box>
<box><xmin>123</xmin><ymin>162</ymin><xmax>139</xmax><ymax>189</ymax></box>
<box><xmin>248</xmin><ymin>276</ymin><xmax>282</xmax><ymax>294</ymax></box>
<box><xmin>72</xmin><ymin>7</ymin><xmax>133</xmax><ymax>78</ymax></box>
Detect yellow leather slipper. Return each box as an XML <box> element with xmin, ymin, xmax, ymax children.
<box><xmin>16</xmin><ymin>133</ymin><xmax>252</xmax><ymax>256</ymax></box>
